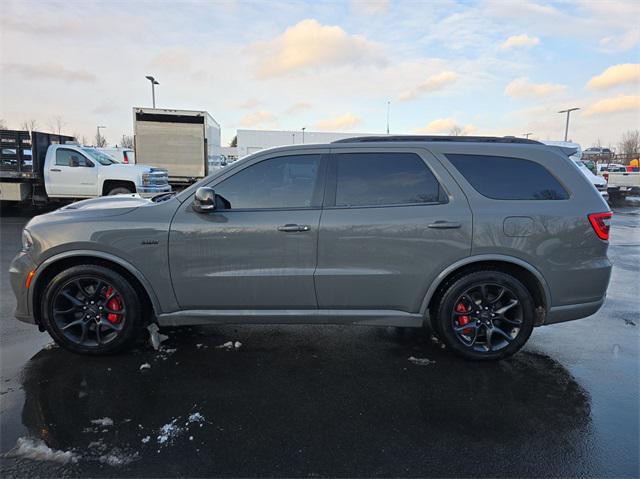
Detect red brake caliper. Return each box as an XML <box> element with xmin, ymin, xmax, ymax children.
<box><xmin>104</xmin><ymin>287</ymin><xmax>123</xmax><ymax>324</ymax></box>
<box><xmin>455</xmin><ymin>302</ymin><xmax>472</xmax><ymax>335</ymax></box>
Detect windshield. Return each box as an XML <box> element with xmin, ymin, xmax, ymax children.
<box><xmin>82</xmin><ymin>147</ymin><xmax>117</xmax><ymax>165</ymax></box>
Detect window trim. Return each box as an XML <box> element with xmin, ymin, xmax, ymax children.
<box><xmin>444</xmin><ymin>153</ymin><xmax>571</xmax><ymax>201</ymax></box>
<box><xmin>195</xmin><ymin>153</ymin><xmax>330</xmax><ymax>212</ymax></box>
<box><xmin>323</xmin><ymin>151</ymin><xmax>448</xmax><ymax>209</ymax></box>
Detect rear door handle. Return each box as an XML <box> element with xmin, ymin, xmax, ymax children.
<box><xmin>278</xmin><ymin>224</ymin><xmax>311</xmax><ymax>232</ymax></box>
<box><xmin>428</xmin><ymin>221</ymin><xmax>461</xmax><ymax>229</ymax></box>
<box><xmin>50</xmin><ymin>168</ymin><xmax>61</xmax><ymax>172</ymax></box>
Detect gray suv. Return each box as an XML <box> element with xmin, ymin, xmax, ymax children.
<box><xmin>10</xmin><ymin>136</ymin><xmax>612</xmax><ymax>360</ymax></box>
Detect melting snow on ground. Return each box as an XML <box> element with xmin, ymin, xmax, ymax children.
<box><xmin>139</xmin><ymin>363</ymin><xmax>151</xmax><ymax>371</ymax></box>
<box><xmin>408</xmin><ymin>356</ymin><xmax>436</xmax><ymax>366</ymax></box>
<box><xmin>90</xmin><ymin>417</ymin><xmax>114</xmax><ymax>427</ymax></box>
<box><xmin>216</xmin><ymin>341</ymin><xmax>242</xmax><ymax>350</ymax></box>
<box><xmin>155</xmin><ymin>412</ymin><xmax>207</xmax><ymax>447</ymax></box>
<box><xmin>4</xmin><ymin>437</ymin><xmax>78</xmax><ymax>464</ymax></box>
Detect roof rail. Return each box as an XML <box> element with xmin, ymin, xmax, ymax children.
<box><xmin>332</xmin><ymin>135</ymin><xmax>542</xmax><ymax>145</ymax></box>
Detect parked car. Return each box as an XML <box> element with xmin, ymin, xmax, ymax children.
<box><xmin>604</xmin><ymin>169</ymin><xmax>640</xmax><ymax>200</ymax></box>
<box><xmin>596</xmin><ymin>163</ymin><xmax>627</xmax><ymax>174</ymax></box>
<box><xmin>10</xmin><ymin>136</ymin><xmax>611</xmax><ymax>361</ymax></box>
<box><xmin>97</xmin><ymin>148</ymin><xmax>136</xmax><ymax>164</ymax></box>
<box><xmin>584</xmin><ymin>147</ymin><xmax>613</xmax><ymax>160</ymax></box>
<box><xmin>0</xmin><ymin>130</ymin><xmax>170</xmax><ymax>204</ymax></box>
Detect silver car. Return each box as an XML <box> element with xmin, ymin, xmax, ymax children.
<box><xmin>10</xmin><ymin>136</ymin><xmax>612</xmax><ymax>360</ymax></box>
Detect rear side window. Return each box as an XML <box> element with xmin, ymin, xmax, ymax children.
<box><xmin>334</xmin><ymin>152</ymin><xmax>441</xmax><ymax>207</ymax></box>
<box><xmin>446</xmin><ymin>154</ymin><xmax>569</xmax><ymax>200</ymax></box>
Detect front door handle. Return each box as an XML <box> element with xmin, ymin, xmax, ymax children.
<box><xmin>428</xmin><ymin>221</ymin><xmax>461</xmax><ymax>229</ymax></box>
<box><xmin>50</xmin><ymin>168</ymin><xmax>61</xmax><ymax>172</ymax></box>
<box><xmin>278</xmin><ymin>224</ymin><xmax>311</xmax><ymax>232</ymax></box>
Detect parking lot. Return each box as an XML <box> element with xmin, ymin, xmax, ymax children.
<box><xmin>1</xmin><ymin>203</ymin><xmax>638</xmax><ymax>478</ymax></box>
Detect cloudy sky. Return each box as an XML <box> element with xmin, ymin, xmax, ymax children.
<box><xmin>1</xmin><ymin>0</ymin><xmax>639</xmax><ymax>148</ymax></box>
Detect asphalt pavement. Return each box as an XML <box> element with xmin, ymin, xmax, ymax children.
<box><xmin>1</xmin><ymin>202</ymin><xmax>638</xmax><ymax>478</ymax></box>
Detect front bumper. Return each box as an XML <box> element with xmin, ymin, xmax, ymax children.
<box><xmin>9</xmin><ymin>251</ymin><xmax>37</xmax><ymax>324</ymax></box>
<box><xmin>136</xmin><ymin>184</ymin><xmax>172</xmax><ymax>198</ymax></box>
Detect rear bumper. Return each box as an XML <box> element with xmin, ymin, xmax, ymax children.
<box><xmin>545</xmin><ymin>297</ymin><xmax>606</xmax><ymax>325</ymax></box>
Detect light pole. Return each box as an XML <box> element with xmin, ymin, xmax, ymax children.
<box><xmin>302</xmin><ymin>127</ymin><xmax>306</xmax><ymax>144</ymax></box>
<box><xmin>145</xmin><ymin>75</ymin><xmax>159</xmax><ymax>108</ymax></box>
<box><xmin>523</xmin><ymin>132</ymin><xmax>533</xmax><ymax>139</ymax></box>
<box><xmin>97</xmin><ymin>125</ymin><xmax>106</xmax><ymax>147</ymax></box>
<box><xmin>386</xmin><ymin>100</ymin><xmax>390</xmax><ymax>134</ymax></box>
<box><xmin>558</xmin><ymin>107</ymin><xmax>579</xmax><ymax>141</ymax></box>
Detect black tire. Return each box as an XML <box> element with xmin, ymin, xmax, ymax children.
<box><xmin>107</xmin><ymin>186</ymin><xmax>133</xmax><ymax>195</ymax></box>
<box><xmin>435</xmin><ymin>270</ymin><xmax>535</xmax><ymax>361</ymax></box>
<box><xmin>41</xmin><ymin>265</ymin><xmax>143</xmax><ymax>355</ymax></box>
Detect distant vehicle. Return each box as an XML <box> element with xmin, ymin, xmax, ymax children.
<box><xmin>541</xmin><ymin>141</ymin><xmax>607</xmax><ymax>200</ymax></box>
<box><xmin>604</xmin><ymin>169</ymin><xmax>640</xmax><ymax>200</ymax></box>
<box><xmin>11</xmin><ymin>136</ymin><xmax>611</xmax><ymax>361</ymax></box>
<box><xmin>98</xmin><ymin>148</ymin><xmax>136</xmax><ymax>164</ymax></box>
<box><xmin>133</xmin><ymin>108</ymin><xmax>220</xmax><ymax>189</ymax></box>
<box><xmin>596</xmin><ymin>163</ymin><xmax>626</xmax><ymax>174</ymax></box>
<box><xmin>207</xmin><ymin>155</ymin><xmax>228</xmax><ymax>172</ymax></box>
<box><xmin>0</xmin><ymin>129</ymin><xmax>170</xmax><ymax>204</ymax></box>
<box><xmin>584</xmin><ymin>147</ymin><xmax>613</xmax><ymax>160</ymax></box>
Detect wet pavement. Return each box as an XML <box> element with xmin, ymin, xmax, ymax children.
<box><xmin>1</xmin><ymin>203</ymin><xmax>638</xmax><ymax>477</ymax></box>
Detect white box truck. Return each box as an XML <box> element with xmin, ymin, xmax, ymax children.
<box><xmin>133</xmin><ymin>108</ymin><xmax>221</xmax><ymax>188</ymax></box>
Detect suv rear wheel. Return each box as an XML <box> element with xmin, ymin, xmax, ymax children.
<box><xmin>41</xmin><ymin>265</ymin><xmax>142</xmax><ymax>355</ymax></box>
<box><xmin>434</xmin><ymin>270</ymin><xmax>535</xmax><ymax>361</ymax></box>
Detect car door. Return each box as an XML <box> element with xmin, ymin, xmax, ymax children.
<box><xmin>169</xmin><ymin>150</ymin><xmax>328</xmax><ymax>310</ymax></box>
<box><xmin>315</xmin><ymin>148</ymin><xmax>472</xmax><ymax>313</ymax></box>
<box><xmin>46</xmin><ymin>148</ymin><xmax>98</xmax><ymax>197</ymax></box>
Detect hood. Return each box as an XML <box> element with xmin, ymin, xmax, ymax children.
<box><xmin>60</xmin><ymin>194</ymin><xmax>151</xmax><ymax>211</ymax></box>
<box><xmin>106</xmin><ymin>163</ymin><xmax>151</xmax><ymax>175</ymax></box>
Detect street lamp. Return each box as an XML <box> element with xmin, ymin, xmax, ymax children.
<box><xmin>302</xmin><ymin>127</ymin><xmax>306</xmax><ymax>144</ymax></box>
<box><xmin>97</xmin><ymin>125</ymin><xmax>106</xmax><ymax>146</ymax></box>
<box><xmin>558</xmin><ymin>107</ymin><xmax>579</xmax><ymax>141</ymax></box>
<box><xmin>386</xmin><ymin>100</ymin><xmax>391</xmax><ymax>134</ymax></box>
<box><xmin>523</xmin><ymin>132</ymin><xmax>533</xmax><ymax>139</ymax></box>
<box><xmin>145</xmin><ymin>75</ymin><xmax>159</xmax><ymax>108</ymax></box>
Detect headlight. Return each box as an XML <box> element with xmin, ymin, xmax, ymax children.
<box><xmin>142</xmin><ymin>173</ymin><xmax>151</xmax><ymax>186</ymax></box>
<box><xmin>22</xmin><ymin>229</ymin><xmax>34</xmax><ymax>252</ymax></box>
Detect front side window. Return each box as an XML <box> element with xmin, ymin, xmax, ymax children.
<box><xmin>334</xmin><ymin>152</ymin><xmax>441</xmax><ymax>207</ymax></box>
<box><xmin>446</xmin><ymin>154</ymin><xmax>569</xmax><ymax>200</ymax></box>
<box><xmin>56</xmin><ymin>149</ymin><xmax>86</xmax><ymax>166</ymax></box>
<box><xmin>214</xmin><ymin>154</ymin><xmax>321</xmax><ymax>209</ymax></box>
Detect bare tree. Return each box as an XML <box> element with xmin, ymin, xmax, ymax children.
<box><xmin>0</xmin><ymin>118</ymin><xmax>7</xmax><ymax>129</ymax></box>
<box><xmin>95</xmin><ymin>131</ymin><xmax>107</xmax><ymax>148</ymax></box>
<box><xmin>48</xmin><ymin>116</ymin><xmax>65</xmax><ymax>135</ymax></box>
<box><xmin>618</xmin><ymin>130</ymin><xmax>640</xmax><ymax>162</ymax></box>
<box><xmin>120</xmin><ymin>134</ymin><xmax>134</xmax><ymax>148</ymax></box>
<box><xmin>21</xmin><ymin>119</ymin><xmax>38</xmax><ymax>134</ymax></box>
<box><xmin>449</xmin><ymin>125</ymin><xmax>463</xmax><ymax>136</ymax></box>
<box><xmin>230</xmin><ymin>135</ymin><xmax>237</xmax><ymax>147</ymax></box>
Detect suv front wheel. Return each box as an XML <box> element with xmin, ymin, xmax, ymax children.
<box><xmin>41</xmin><ymin>265</ymin><xmax>143</xmax><ymax>355</ymax></box>
<box><xmin>435</xmin><ymin>270</ymin><xmax>535</xmax><ymax>360</ymax></box>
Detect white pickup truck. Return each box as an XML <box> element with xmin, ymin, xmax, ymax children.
<box><xmin>604</xmin><ymin>169</ymin><xmax>640</xmax><ymax>200</ymax></box>
<box><xmin>0</xmin><ymin>130</ymin><xmax>170</xmax><ymax>203</ymax></box>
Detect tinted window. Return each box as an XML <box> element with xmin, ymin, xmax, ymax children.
<box><xmin>214</xmin><ymin>155</ymin><xmax>321</xmax><ymax>209</ymax></box>
<box><xmin>334</xmin><ymin>153</ymin><xmax>441</xmax><ymax>207</ymax></box>
<box><xmin>56</xmin><ymin>149</ymin><xmax>74</xmax><ymax>166</ymax></box>
<box><xmin>446</xmin><ymin>154</ymin><xmax>569</xmax><ymax>200</ymax></box>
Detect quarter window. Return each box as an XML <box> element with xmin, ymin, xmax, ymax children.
<box><xmin>446</xmin><ymin>154</ymin><xmax>569</xmax><ymax>200</ymax></box>
<box><xmin>214</xmin><ymin>155</ymin><xmax>321</xmax><ymax>209</ymax></box>
<box><xmin>334</xmin><ymin>152</ymin><xmax>441</xmax><ymax>207</ymax></box>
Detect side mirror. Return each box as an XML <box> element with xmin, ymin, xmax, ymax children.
<box><xmin>193</xmin><ymin>187</ymin><xmax>216</xmax><ymax>212</ymax></box>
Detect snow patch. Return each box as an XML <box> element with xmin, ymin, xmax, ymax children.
<box><xmin>216</xmin><ymin>341</ymin><xmax>242</xmax><ymax>350</ymax></box>
<box><xmin>140</xmin><ymin>363</ymin><xmax>151</xmax><ymax>371</ymax></box>
<box><xmin>408</xmin><ymin>356</ymin><xmax>436</xmax><ymax>366</ymax></box>
<box><xmin>147</xmin><ymin>323</ymin><xmax>168</xmax><ymax>350</ymax></box>
<box><xmin>5</xmin><ymin>437</ymin><xmax>77</xmax><ymax>464</ymax></box>
<box><xmin>90</xmin><ymin>417</ymin><xmax>114</xmax><ymax>427</ymax></box>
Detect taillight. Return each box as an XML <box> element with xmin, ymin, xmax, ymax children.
<box><xmin>603</xmin><ymin>172</ymin><xmax>609</xmax><ymax>182</ymax></box>
<box><xmin>588</xmin><ymin>212</ymin><xmax>612</xmax><ymax>241</ymax></box>
<box><xmin>123</xmin><ymin>152</ymin><xmax>129</xmax><ymax>164</ymax></box>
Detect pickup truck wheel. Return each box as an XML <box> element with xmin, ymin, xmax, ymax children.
<box><xmin>41</xmin><ymin>265</ymin><xmax>142</xmax><ymax>355</ymax></box>
<box><xmin>107</xmin><ymin>186</ymin><xmax>133</xmax><ymax>195</ymax></box>
<box><xmin>435</xmin><ymin>271</ymin><xmax>535</xmax><ymax>361</ymax></box>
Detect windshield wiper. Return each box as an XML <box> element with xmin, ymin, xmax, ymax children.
<box><xmin>152</xmin><ymin>192</ymin><xmax>176</xmax><ymax>202</ymax></box>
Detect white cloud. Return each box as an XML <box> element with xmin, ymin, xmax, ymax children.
<box><xmin>2</xmin><ymin>62</ymin><xmax>96</xmax><ymax>83</ymax></box>
<box><xmin>583</xmin><ymin>95</ymin><xmax>640</xmax><ymax>117</ymax></box>
<box><xmin>586</xmin><ymin>64</ymin><xmax>640</xmax><ymax>90</ymax></box>
<box><xmin>413</xmin><ymin>118</ymin><xmax>476</xmax><ymax>135</ymax></box>
<box><xmin>350</xmin><ymin>0</ymin><xmax>389</xmax><ymax>15</ymax></box>
<box><xmin>505</xmin><ymin>77</ymin><xmax>566</xmax><ymax>99</ymax></box>
<box><xmin>315</xmin><ymin>113</ymin><xmax>361</xmax><ymax>131</ymax></box>
<box><xmin>500</xmin><ymin>34</ymin><xmax>540</xmax><ymax>50</ymax></box>
<box><xmin>284</xmin><ymin>102</ymin><xmax>312</xmax><ymax>115</ymax></box>
<box><xmin>239</xmin><ymin>110</ymin><xmax>278</xmax><ymax>128</ymax></box>
<box><xmin>255</xmin><ymin>19</ymin><xmax>386</xmax><ymax>78</ymax></box>
<box><xmin>398</xmin><ymin>71</ymin><xmax>458</xmax><ymax>101</ymax></box>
